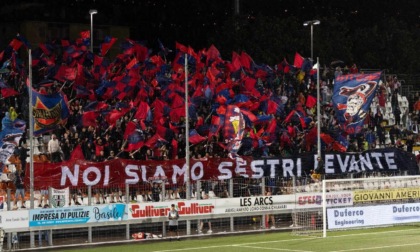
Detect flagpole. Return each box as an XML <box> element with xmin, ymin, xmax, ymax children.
<box><xmin>29</xmin><ymin>49</ymin><xmax>36</xmax><ymax>248</ymax></box>
<box><xmin>28</xmin><ymin>49</ymin><xmax>34</xmax><ymax>209</ymax></box>
<box><xmin>317</xmin><ymin>57</ymin><xmax>321</xmax><ymax>158</ymax></box>
<box><xmin>184</xmin><ymin>53</ymin><xmax>191</xmax><ymax>236</ymax></box>
<box><xmin>184</xmin><ymin>54</ymin><xmax>190</xmax><ymax>200</ymax></box>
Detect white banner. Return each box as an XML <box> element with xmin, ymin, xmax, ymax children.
<box><xmin>50</xmin><ymin>187</ymin><xmax>70</xmax><ymax>208</ymax></box>
<box><xmin>327</xmin><ymin>203</ymin><xmax>420</xmax><ymax>229</ymax></box>
<box><xmin>29</xmin><ymin>204</ymin><xmax>127</xmax><ymax>227</ymax></box>
<box><xmin>294</xmin><ymin>191</ymin><xmax>353</xmax><ymax>209</ymax></box>
<box><xmin>127</xmin><ymin>192</ymin><xmax>353</xmax><ymax>220</ymax></box>
<box><xmin>0</xmin><ymin>210</ymin><xmax>29</xmax><ymax>231</ymax></box>
<box><xmin>128</xmin><ymin>195</ymin><xmax>292</xmax><ymax>220</ymax></box>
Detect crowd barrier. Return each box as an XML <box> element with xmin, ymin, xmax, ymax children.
<box><xmin>0</xmin><ymin>170</ymin><xmax>409</xmax><ymax>250</ymax></box>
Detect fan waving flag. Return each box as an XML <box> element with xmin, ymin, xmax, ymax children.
<box><xmin>31</xmin><ymin>88</ymin><xmax>70</xmax><ymax>136</ymax></box>
<box><xmin>224</xmin><ymin>105</ymin><xmax>245</xmax><ymax>158</ymax></box>
<box><xmin>0</xmin><ymin>79</ymin><xmax>19</xmax><ymax>98</ymax></box>
<box><xmin>1</xmin><ymin>87</ymin><xmax>19</xmax><ymax>98</ymax></box>
<box><xmin>189</xmin><ymin>129</ymin><xmax>206</xmax><ymax>144</ymax></box>
<box><xmin>332</xmin><ymin>72</ymin><xmax>381</xmax><ymax>134</ymax></box>
<box><xmin>293</xmin><ymin>52</ymin><xmax>304</xmax><ymax>68</ymax></box>
<box><xmin>208</xmin><ymin>115</ymin><xmax>221</xmax><ymax>138</ymax></box>
<box><xmin>100</xmin><ymin>36</ymin><xmax>117</xmax><ymax>56</ymax></box>
<box><xmin>81</xmin><ymin>111</ymin><xmax>98</xmax><ymax>127</ymax></box>
<box><xmin>306</xmin><ymin>95</ymin><xmax>317</xmax><ymax>108</ymax></box>
<box><xmin>124</xmin><ymin>121</ymin><xmax>144</xmax><ymax>151</ymax></box>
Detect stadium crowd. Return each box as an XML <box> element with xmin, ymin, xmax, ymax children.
<box><xmin>0</xmin><ymin>34</ymin><xmax>419</xmax><ymax>170</ymax></box>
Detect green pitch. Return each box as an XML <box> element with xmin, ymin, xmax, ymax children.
<box><xmin>62</xmin><ymin>225</ymin><xmax>420</xmax><ymax>252</ymax></box>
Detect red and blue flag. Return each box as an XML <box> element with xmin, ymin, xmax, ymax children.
<box><xmin>332</xmin><ymin>72</ymin><xmax>381</xmax><ymax>134</ymax></box>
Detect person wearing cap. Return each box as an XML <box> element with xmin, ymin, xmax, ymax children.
<box><xmin>167</xmin><ymin>204</ymin><xmax>180</xmax><ymax>241</ymax></box>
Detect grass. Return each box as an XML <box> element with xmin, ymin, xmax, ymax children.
<box><xmin>59</xmin><ymin>225</ymin><xmax>420</xmax><ymax>252</ymax></box>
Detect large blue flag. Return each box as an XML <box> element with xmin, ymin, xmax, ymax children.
<box><xmin>0</xmin><ymin>113</ymin><xmax>25</xmax><ymax>169</ymax></box>
<box><xmin>332</xmin><ymin>72</ymin><xmax>381</xmax><ymax>134</ymax></box>
<box><xmin>31</xmin><ymin>88</ymin><xmax>70</xmax><ymax>136</ymax></box>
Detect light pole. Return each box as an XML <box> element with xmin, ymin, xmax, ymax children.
<box><xmin>304</xmin><ymin>19</ymin><xmax>321</xmax><ymax>158</ymax></box>
<box><xmin>316</xmin><ymin>58</ymin><xmax>321</xmax><ymax>159</ymax></box>
<box><xmin>303</xmin><ymin>20</ymin><xmax>320</xmax><ymax>61</ymax></box>
<box><xmin>89</xmin><ymin>9</ymin><xmax>98</xmax><ymax>52</ymax></box>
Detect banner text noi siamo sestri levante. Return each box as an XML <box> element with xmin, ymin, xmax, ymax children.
<box><xmin>52</xmin><ymin>151</ymin><xmax>407</xmax><ymax>187</ymax></box>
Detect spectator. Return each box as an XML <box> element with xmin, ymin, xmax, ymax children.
<box><xmin>214</xmin><ymin>180</ymin><xmax>228</xmax><ymax>198</ymax></box>
<box><xmin>389</xmin><ymin>125</ymin><xmax>401</xmax><ymax>146</ymax></box>
<box><xmin>107</xmin><ymin>150</ymin><xmax>118</xmax><ymax>160</ymax></box>
<box><xmin>60</xmin><ymin>139</ymin><xmax>71</xmax><ymax>161</ymax></box>
<box><xmin>96</xmin><ymin>150</ymin><xmax>106</xmax><ymax>162</ymax></box>
<box><xmin>413</xmin><ymin>96</ymin><xmax>420</xmax><ymax>113</ymax></box>
<box><xmin>39</xmin><ymin>188</ymin><xmax>48</xmax><ymax>208</ymax></box>
<box><xmin>365</xmin><ymin>110</ymin><xmax>374</xmax><ymax>130</ymax></box>
<box><xmin>48</xmin><ymin>134</ymin><xmax>61</xmax><ymax>163</ymax></box>
<box><xmin>167</xmin><ymin>204</ymin><xmax>180</xmax><ymax>241</ymax></box>
<box><xmin>38</xmin><ymin>204</ymin><xmax>51</xmax><ymax>246</ymax></box>
<box><xmin>395</xmin><ymin>138</ymin><xmax>404</xmax><ymax>149</ymax></box>
<box><xmin>394</xmin><ymin>106</ymin><xmax>401</xmax><ymax>125</ymax></box>
<box><xmin>13</xmin><ymin>169</ymin><xmax>25</xmax><ymax>209</ymax></box>
<box><xmin>315</xmin><ymin>157</ymin><xmax>324</xmax><ymax>176</ymax></box>
<box><xmin>17</xmin><ymin>133</ymin><xmax>28</xmax><ymax>171</ymax></box>
<box><xmin>151</xmin><ymin>182</ymin><xmax>161</xmax><ymax>202</ymax></box>
<box><xmin>365</xmin><ymin>128</ymin><xmax>376</xmax><ymax>150</ymax></box>
<box><xmin>265</xmin><ymin>191</ymin><xmax>276</xmax><ymax>229</ymax></box>
<box><xmin>377</xmin><ymin>89</ymin><xmax>387</xmax><ymax>114</ymax></box>
<box><xmin>198</xmin><ymin>219</ymin><xmax>212</xmax><ymax>234</ymax></box>
<box><xmin>374</xmin><ymin>110</ymin><xmax>384</xmax><ymax>130</ymax></box>
<box><xmin>334</xmin><ymin>67</ymin><xmax>342</xmax><ymax>78</ymax></box>
<box><xmin>376</xmin><ymin>124</ymin><xmax>386</xmax><ymax>148</ymax></box>
<box><xmin>392</xmin><ymin>76</ymin><xmax>401</xmax><ymax>93</ymax></box>
<box><xmin>82</xmin><ymin>141</ymin><xmax>94</xmax><ymax>161</ymax></box>
<box><xmin>406</xmin><ymin>135</ymin><xmax>414</xmax><ymax>153</ymax></box>
<box><xmin>349</xmin><ymin>63</ymin><xmax>358</xmax><ymax>74</ymax></box>
<box><xmin>391</xmin><ymin>91</ymin><xmax>399</xmax><ymax>112</ymax></box>
<box><xmin>9</xmin><ymin>107</ymin><xmax>18</xmax><ymax>121</ymax></box>
<box><xmin>178</xmin><ymin>186</ymin><xmax>186</xmax><ymax>199</ymax></box>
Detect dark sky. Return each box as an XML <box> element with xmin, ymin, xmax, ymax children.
<box><xmin>1</xmin><ymin>1</ymin><xmax>420</xmax><ymax>54</ymax></box>
<box><xmin>3</xmin><ymin>1</ymin><xmax>419</xmax><ymax>34</ymax></box>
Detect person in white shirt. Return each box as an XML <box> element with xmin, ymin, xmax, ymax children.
<box><xmin>48</xmin><ymin>134</ymin><xmax>61</xmax><ymax>163</ymax></box>
<box><xmin>168</xmin><ymin>204</ymin><xmax>180</xmax><ymax>241</ymax></box>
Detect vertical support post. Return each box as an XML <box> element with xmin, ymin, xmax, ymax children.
<box><xmin>162</xmin><ymin>219</ymin><xmax>167</xmax><ymax>237</ymax></box>
<box><xmin>88</xmin><ymin>185</ymin><xmax>92</xmax><ymax>243</ymax></box>
<box><xmin>126</xmin><ymin>183</ymin><xmax>130</xmax><ymax>240</ymax></box>
<box><xmin>161</xmin><ymin>183</ymin><xmax>165</xmax><ymax>202</ymax></box>
<box><xmin>229</xmin><ymin>178</ymin><xmax>234</xmax><ymax>232</ymax></box>
<box><xmin>261</xmin><ymin>178</ymin><xmax>266</xmax><ymax>229</ymax></box>
<box><xmin>184</xmin><ymin>53</ymin><xmax>191</xmax><ymax>236</ymax></box>
<box><xmin>28</xmin><ymin>48</ymin><xmax>35</xmax><ymax>249</ymax></box>
<box><xmin>196</xmin><ymin>181</ymin><xmax>201</xmax><ymax>200</ymax></box>
<box><xmin>6</xmin><ymin>188</ymin><xmax>11</xmax><ymax>250</ymax></box>
<box><xmin>322</xmin><ymin>179</ymin><xmax>327</xmax><ymax>238</ymax></box>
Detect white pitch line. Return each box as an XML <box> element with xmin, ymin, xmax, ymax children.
<box><xmin>153</xmin><ymin>227</ymin><xmax>420</xmax><ymax>252</ymax></box>
<box><xmin>153</xmin><ymin>244</ymin><xmax>238</xmax><ymax>252</ymax></box>
<box><xmin>327</xmin><ymin>227</ymin><xmax>420</xmax><ymax>239</ymax></box>
<box><xmin>329</xmin><ymin>242</ymin><xmax>420</xmax><ymax>252</ymax></box>
<box><xmin>235</xmin><ymin>244</ymin><xmax>314</xmax><ymax>252</ymax></box>
<box><xmin>152</xmin><ymin>237</ymin><xmax>316</xmax><ymax>252</ymax></box>
<box><xmin>235</xmin><ymin>237</ymin><xmax>315</xmax><ymax>246</ymax></box>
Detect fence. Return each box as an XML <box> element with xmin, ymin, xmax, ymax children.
<box><xmin>0</xmin><ymin>168</ymin><xmax>411</xmax><ymax>251</ymax></box>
